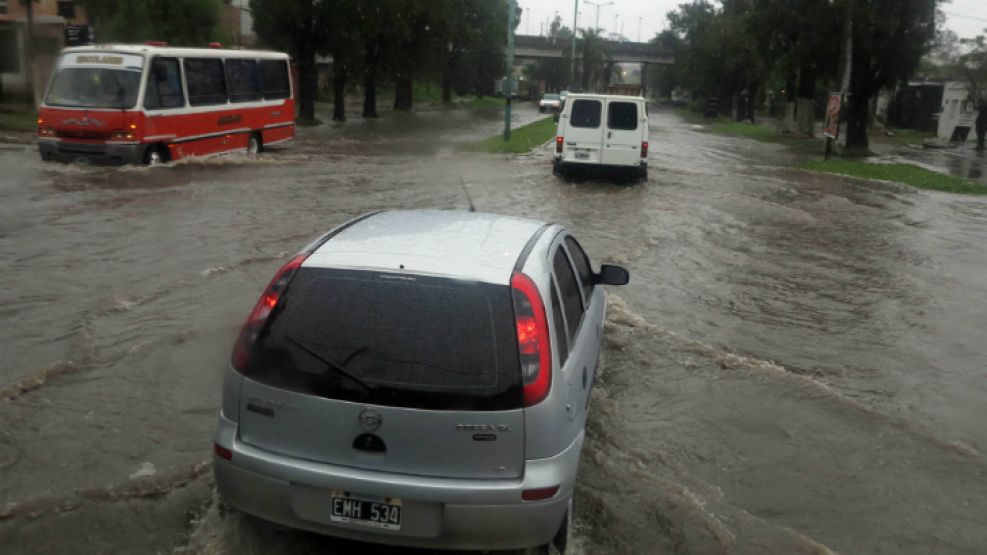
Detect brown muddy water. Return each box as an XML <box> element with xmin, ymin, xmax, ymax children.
<box><xmin>1</xmin><ymin>104</ymin><xmax>986</xmax><ymax>554</ymax></box>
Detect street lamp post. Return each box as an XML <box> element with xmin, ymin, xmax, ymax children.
<box><xmin>570</xmin><ymin>0</ymin><xmax>578</xmax><ymax>90</ymax></box>
<box><xmin>583</xmin><ymin>0</ymin><xmax>614</xmax><ymax>32</ymax></box>
<box><xmin>504</xmin><ymin>0</ymin><xmax>516</xmax><ymax>142</ymax></box>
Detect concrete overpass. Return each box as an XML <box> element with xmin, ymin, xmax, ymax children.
<box><xmin>514</xmin><ymin>35</ymin><xmax>674</xmax><ymax>65</ymax></box>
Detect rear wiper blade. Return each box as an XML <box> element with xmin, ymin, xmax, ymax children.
<box><xmin>284</xmin><ymin>335</ymin><xmax>375</xmax><ymax>394</ymax></box>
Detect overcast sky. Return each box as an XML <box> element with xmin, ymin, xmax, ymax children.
<box><xmin>518</xmin><ymin>0</ymin><xmax>987</xmax><ymax>43</ymax></box>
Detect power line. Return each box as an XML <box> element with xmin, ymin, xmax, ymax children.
<box><xmin>942</xmin><ymin>10</ymin><xmax>987</xmax><ymax>23</ymax></box>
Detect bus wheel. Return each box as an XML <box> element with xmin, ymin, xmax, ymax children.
<box><xmin>144</xmin><ymin>145</ymin><xmax>167</xmax><ymax>166</ymax></box>
<box><xmin>247</xmin><ymin>134</ymin><xmax>262</xmax><ymax>156</ymax></box>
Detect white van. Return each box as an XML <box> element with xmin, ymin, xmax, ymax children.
<box><xmin>552</xmin><ymin>94</ymin><xmax>649</xmax><ymax>180</ymax></box>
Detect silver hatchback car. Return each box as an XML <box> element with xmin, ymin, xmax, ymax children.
<box><xmin>213</xmin><ymin>209</ymin><xmax>628</xmax><ymax>552</ymax></box>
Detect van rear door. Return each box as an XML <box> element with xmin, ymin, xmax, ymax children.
<box><xmin>601</xmin><ymin>99</ymin><xmax>642</xmax><ymax>167</ymax></box>
<box><xmin>236</xmin><ymin>268</ymin><xmax>525</xmax><ymax>480</ymax></box>
<box><xmin>561</xmin><ymin>98</ymin><xmax>605</xmax><ymax>165</ymax></box>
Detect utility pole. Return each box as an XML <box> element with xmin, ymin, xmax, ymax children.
<box><xmin>24</xmin><ymin>0</ymin><xmax>35</xmax><ymax>105</ymax></box>
<box><xmin>570</xmin><ymin>0</ymin><xmax>578</xmax><ymax>90</ymax></box>
<box><xmin>525</xmin><ymin>7</ymin><xmax>530</xmax><ymax>35</ymax></box>
<box><xmin>504</xmin><ymin>0</ymin><xmax>516</xmax><ymax>142</ymax></box>
<box><xmin>637</xmin><ymin>17</ymin><xmax>642</xmax><ymax>42</ymax></box>
<box><xmin>826</xmin><ymin>0</ymin><xmax>853</xmax><ymax>160</ymax></box>
<box><xmin>584</xmin><ymin>0</ymin><xmax>614</xmax><ymax>32</ymax></box>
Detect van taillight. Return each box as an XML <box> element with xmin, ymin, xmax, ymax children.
<box><xmin>556</xmin><ymin>136</ymin><xmax>564</xmax><ymax>154</ymax></box>
<box><xmin>511</xmin><ymin>272</ymin><xmax>551</xmax><ymax>407</ymax></box>
<box><xmin>641</xmin><ymin>141</ymin><xmax>649</xmax><ymax>158</ymax></box>
<box><xmin>230</xmin><ymin>253</ymin><xmax>309</xmax><ymax>372</ymax></box>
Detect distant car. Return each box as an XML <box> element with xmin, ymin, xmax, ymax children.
<box><xmin>214</xmin><ymin>209</ymin><xmax>629</xmax><ymax>553</ymax></box>
<box><xmin>553</xmin><ymin>93</ymin><xmax>649</xmax><ymax>181</ymax></box>
<box><xmin>539</xmin><ymin>93</ymin><xmax>562</xmax><ymax>113</ymax></box>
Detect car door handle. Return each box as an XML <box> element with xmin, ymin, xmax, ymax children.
<box><xmin>607</xmin><ymin>131</ymin><xmax>612</xmax><ymax>139</ymax></box>
<box><xmin>582</xmin><ymin>367</ymin><xmax>588</xmax><ymax>389</ymax></box>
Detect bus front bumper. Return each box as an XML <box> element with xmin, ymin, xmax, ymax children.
<box><xmin>38</xmin><ymin>138</ymin><xmax>145</xmax><ymax>165</ymax></box>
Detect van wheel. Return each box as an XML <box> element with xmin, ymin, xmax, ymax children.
<box><xmin>247</xmin><ymin>133</ymin><xmax>262</xmax><ymax>155</ymax></box>
<box><xmin>638</xmin><ymin>165</ymin><xmax>648</xmax><ymax>182</ymax></box>
<box><xmin>144</xmin><ymin>145</ymin><xmax>167</xmax><ymax>166</ymax></box>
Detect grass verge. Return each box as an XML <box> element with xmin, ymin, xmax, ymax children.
<box><xmin>461</xmin><ymin>116</ymin><xmax>556</xmax><ymax>154</ymax></box>
<box><xmin>0</xmin><ymin>110</ymin><xmax>37</xmax><ymax>132</ymax></box>
<box><xmin>802</xmin><ymin>159</ymin><xmax>986</xmax><ymax>195</ymax></box>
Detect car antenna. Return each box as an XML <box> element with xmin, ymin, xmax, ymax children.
<box><xmin>459</xmin><ymin>176</ymin><xmax>476</xmax><ymax>212</ymax></box>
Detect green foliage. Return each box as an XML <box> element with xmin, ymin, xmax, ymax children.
<box><xmin>803</xmin><ymin>160</ymin><xmax>986</xmax><ymax>194</ymax></box>
<box><xmin>461</xmin><ymin>117</ymin><xmax>556</xmax><ymax>154</ymax></box>
<box><xmin>0</xmin><ymin>110</ymin><xmax>37</xmax><ymax>132</ymax></box>
<box><xmin>96</xmin><ymin>0</ymin><xmax>224</xmax><ymax>45</ymax></box>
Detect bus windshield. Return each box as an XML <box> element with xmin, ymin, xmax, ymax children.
<box><xmin>45</xmin><ymin>67</ymin><xmax>142</xmax><ymax>109</ymax></box>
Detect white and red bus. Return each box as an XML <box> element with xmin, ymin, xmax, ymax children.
<box><xmin>37</xmin><ymin>44</ymin><xmax>295</xmax><ymax>165</ymax></box>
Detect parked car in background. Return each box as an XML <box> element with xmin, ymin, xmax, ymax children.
<box><xmin>213</xmin><ymin>209</ymin><xmax>628</xmax><ymax>554</ymax></box>
<box><xmin>553</xmin><ymin>93</ymin><xmax>649</xmax><ymax>181</ymax></box>
<box><xmin>539</xmin><ymin>93</ymin><xmax>562</xmax><ymax>113</ymax></box>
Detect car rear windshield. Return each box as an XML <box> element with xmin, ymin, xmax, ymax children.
<box><xmin>243</xmin><ymin>268</ymin><xmax>522</xmax><ymax>411</ymax></box>
<box><xmin>570</xmin><ymin>99</ymin><xmax>602</xmax><ymax>128</ymax></box>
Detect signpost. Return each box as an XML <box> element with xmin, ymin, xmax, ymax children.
<box><xmin>823</xmin><ymin>93</ymin><xmax>842</xmax><ymax>160</ymax></box>
<box><xmin>64</xmin><ymin>25</ymin><xmax>96</xmax><ymax>47</ymax></box>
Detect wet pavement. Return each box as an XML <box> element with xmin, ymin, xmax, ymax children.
<box><xmin>2</xmin><ymin>101</ymin><xmax>987</xmax><ymax>554</ymax></box>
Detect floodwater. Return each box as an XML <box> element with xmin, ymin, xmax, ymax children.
<box><xmin>2</xmin><ymin>104</ymin><xmax>986</xmax><ymax>555</ymax></box>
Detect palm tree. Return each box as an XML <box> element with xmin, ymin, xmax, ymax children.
<box><xmin>577</xmin><ymin>28</ymin><xmax>610</xmax><ymax>92</ymax></box>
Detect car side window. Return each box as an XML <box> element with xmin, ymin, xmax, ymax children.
<box><xmin>549</xmin><ymin>278</ymin><xmax>569</xmax><ymax>366</ymax></box>
<box><xmin>564</xmin><ymin>236</ymin><xmax>594</xmax><ymax>302</ymax></box>
<box><xmin>553</xmin><ymin>247</ymin><xmax>584</xmax><ymax>344</ymax></box>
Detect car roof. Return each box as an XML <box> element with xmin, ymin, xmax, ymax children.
<box><xmin>306</xmin><ymin>210</ymin><xmax>548</xmax><ymax>284</ymax></box>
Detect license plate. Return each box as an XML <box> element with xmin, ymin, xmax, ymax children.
<box><xmin>330</xmin><ymin>491</ymin><xmax>402</xmax><ymax>530</ymax></box>
<box><xmin>575</xmin><ymin>151</ymin><xmax>590</xmax><ymax>160</ymax></box>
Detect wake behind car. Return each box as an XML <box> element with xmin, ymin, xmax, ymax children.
<box><xmin>213</xmin><ymin>209</ymin><xmax>628</xmax><ymax>553</ymax></box>
<box><xmin>539</xmin><ymin>93</ymin><xmax>562</xmax><ymax>113</ymax></box>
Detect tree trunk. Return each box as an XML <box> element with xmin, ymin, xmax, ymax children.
<box><xmin>394</xmin><ymin>77</ymin><xmax>413</xmax><ymax>111</ymax></box>
<box><xmin>441</xmin><ymin>74</ymin><xmax>452</xmax><ymax>103</ymax></box>
<box><xmin>845</xmin><ymin>92</ymin><xmax>870</xmax><ymax>151</ymax></box>
<box><xmin>781</xmin><ymin>72</ymin><xmax>797</xmax><ymax>134</ymax></box>
<box><xmin>362</xmin><ymin>76</ymin><xmax>378</xmax><ymax>118</ymax></box>
<box><xmin>796</xmin><ymin>67</ymin><xmax>816</xmax><ymax>136</ymax></box>
<box><xmin>297</xmin><ymin>53</ymin><xmax>318</xmax><ymax>124</ymax></box>
<box><xmin>976</xmin><ymin>107</ymin><xmax>987</xmax><ymax>151</ymax></box>
<box><xmin>745</xmin><ymin>82</ymin><xmax>758</xmax><ymax>123</ymax></box>
<box><xmin>332</xmin><ymin>68</ymin><xmax>346</xmax><ymax>122</ymax></box>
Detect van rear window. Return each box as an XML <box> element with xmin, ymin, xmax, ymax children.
<box><xmin>570</xmin><ymin>100</ymin><xmax>602</xmax><ymax>128</ymax></box>
<box><xmin>608</xmin><ymin>102</ymin><xmax>638</xmax><ymax>130</ymax></box>
<box><xmin>243</xmin><ymin>268</ymin><xmax>522</xmax><ymax>411</ymax></box>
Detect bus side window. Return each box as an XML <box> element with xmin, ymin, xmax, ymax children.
<box><xmin>145</xmin><ymin>58</ymin><xmax>184</xmax><ymax>110</ymax></box>
<box><xmin>225</xmin><ymin>59</ymin><xmax>262</xmax><ymax>103</ymax></box>
<box><xmin>185</xmin><ymin>58</ymin><xmax>227</xmax><ymax>106</ymax></box>
<box><xmin>260</xmin><ymin>60</ymin><xmax>290</xmax><ymax>100</ymax></box>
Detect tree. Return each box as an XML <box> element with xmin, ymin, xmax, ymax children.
<box><xmin>577</xmin><ymin>28</ymin><xmax>610</xmax><ymax>91</ymax></box>
<box><xmin>326</xmin><ymin>0</ymin><xmax>362</xmax><ymax>121</ymax></box>
<box><xmin>250</xmin><ymin>0</ymin><xmax>331</xmax><ymax>124</ymax></box>
<box><xmin>93</xmin><ymin>0</ymin><xmax>224</xmax><ymax>45</ymax></box>
<box><xmin>843</xmin><ymin>0</ymin><xmax>939</xmax><ymax>150</ymax></box>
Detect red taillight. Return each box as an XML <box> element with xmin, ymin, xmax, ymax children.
<box><xmin>208</xmin><ymin>42</ymin><xmax>223</xmax><ymax>49</ymax></box>
<box><xmin>555</xmin><ymin>136</ymin><xmax>564</xmax><ymax>154</ymax></box>
<box><xmin>145</xmin><ymin>41</ymin><xmax>168</xmax><ymax>47</ymax></box>
<box><xmin>522</xmin><ymin>485</ymin><xmax>559</xmax><ymax>501</ymax></box>
<box><xmin>230</xmin><ymin>253</ymin><xmax>309</xmax><ymax>372</ymax></box>
<box><xmin>640</xmin><ymin>141</ymin><xmax>649</xmax><ymax>158</ymax></box>
<box><xmin>511</xmin><ymin>272</ymin><xmax>551</xmax><ymax>407</ymax></box>
<box><xmin>214</xmin><ymin>443</ymin><xmax>232</xmax><ymax>460</ymax></box>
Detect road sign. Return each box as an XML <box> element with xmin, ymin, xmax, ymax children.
<box><xmin>824</xmin><ymin>93</ymin><xmax>842</xmax><ymax>139</ymax></box>
<box><xmin>64</xmin><ymin>25</ymin><xmax>95</xmax><ymax>47</ymax></box>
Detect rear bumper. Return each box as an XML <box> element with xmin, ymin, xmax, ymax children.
<box><xmin>213</xmin><ymin>412</ymin><xmax>580</xmax><ymax>550</ymax></box>
<box><xmin>554</xmin><ymin>157</ymin><xmax>647</xmax><ymax>170</ymax></box>
<box><xmin>38</xmin><ymin>138</ymin><xmax>144</xmax><ymax>164</ymax></box>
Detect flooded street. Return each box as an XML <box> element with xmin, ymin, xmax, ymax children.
<box><xmin>2</xmin><ymin>104</ymin><xmax>986</xmax><ymax>554</ymax></box>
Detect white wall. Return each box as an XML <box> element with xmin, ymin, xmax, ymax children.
<box><xmin>938</xmin><ymin>81</ymin><xmax>977</xmax><ymax>142</ymax></box>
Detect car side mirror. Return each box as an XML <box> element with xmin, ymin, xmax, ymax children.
<box><xmin>595</xmin><ymin>264</ymin><xmax>629</xmax><ymax>285</ymax></box>
<box><xmin>553</xmin><ymin>113</ymin><xmax>560</xmax><ymax>123</ymax></box>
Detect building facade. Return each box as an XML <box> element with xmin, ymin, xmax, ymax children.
<box><xmin>1</xmin><ymin>0</ymin><xmax>89</xmax><ymax>101</ymax></box>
